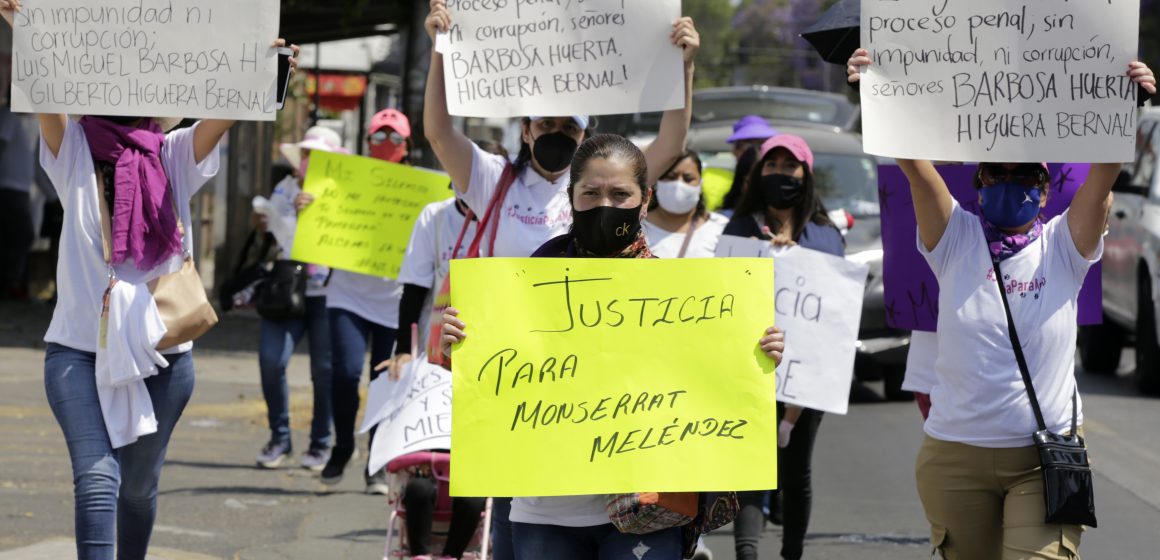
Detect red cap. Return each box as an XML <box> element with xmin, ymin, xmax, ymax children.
<box><xmin>368</xmin><ymin>109</ymin><xmax>411</xmax><ymax>138</ymax></box>
<box><xmin>758</xmin><ymin>134</ymin><xmax>814</xmax><ymax>173</ymax></box>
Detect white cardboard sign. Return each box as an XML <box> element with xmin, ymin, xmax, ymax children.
<box><xmin>438</xmin><ymin>0</ymin><xmax>685</xmax><ymax>118</ymax></box>
<box><xmin>860</xmin><ymin>0</ymin><xmax>1140</xmax><ymax>163</ymax></box>
<box><xmin>716</xmin><ymin>236</ymin><xmax>869</xmax><ymax>415</ymax></box>
<box><xmin>364</xmin><ymin>354</ymin><xmax>452</xmax><ymax>475</ymax></box>
<box><xmin>10</xmin><ymin>0</ymin><xmax>281</xmax><ymax>120</ymax></box>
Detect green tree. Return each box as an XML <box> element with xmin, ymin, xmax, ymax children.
<box><xmin>683</xmin><ymin>0</ymin><xmax>739</xmax><ymax>88</ymax></box>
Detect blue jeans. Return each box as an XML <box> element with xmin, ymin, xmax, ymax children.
<box><xmin>512</xmin><ymin>522</ymin><xmax>683</xmax><ymax>560</ymax></box>
<box><xmin>44</xmin><ymin>343</ymin><xmax>195</xmax><ymax>560</ymax></box>
<box><xmin>259</xmin><ymin>296</ymin><xmax>332</xmax><ymax>450</ymax></box>
<box><xmin>491</xmin><ymin>497</ymin><xmax>515</xmax><ymax>560</ymax></box>
<box><xmin>328</xmin><ymin>308</ymin><xmax>396</xmax><ymax>454</ymax></box>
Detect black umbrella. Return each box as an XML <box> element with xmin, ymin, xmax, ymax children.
<box><xmin>800</xmin><ymin>0</ymin><xmax>860</xmax><ymax>66</ymax></box>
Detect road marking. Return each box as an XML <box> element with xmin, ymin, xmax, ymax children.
<box><xmin>153</xmin><ymin>525</ymin><xmax>217</xmax><ymax>538</ymax></box>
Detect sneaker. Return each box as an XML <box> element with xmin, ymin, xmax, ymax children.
<box><xmin>300</xmin><ymin>447</ymin><xmax>331</xmax><ymax>472</ymax></box>
<box><xmin>256</xmin><ymin>440</ymin><xmax>291</xmax><ymax>469</ymax></box>
<box><xmin>365</xmin><ymin>466</ymin><xmax>390</xmax><ymax>495</ymax></box>
<box><xmin>320</xmin><ymin>447</ymin><xmax>357</xmax><ymax>486</ymax></box>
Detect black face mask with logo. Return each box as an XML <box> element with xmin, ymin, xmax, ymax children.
<box><xmin>760</xmin><ymin>173</ymin><xmax>806</xmax><ymax>210</ymax></box>
<box><xmin>571</xmin><ymin>205</ymin><xmax>642</xmax><ymax>256</ymax></box>
<box><xmin>532</xmin><ymin>132</ymin><xmax>579</xmax><ymax>173</ymax></box>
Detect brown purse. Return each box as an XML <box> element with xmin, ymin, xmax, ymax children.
<box><xmin>98</xmin><ymin>182</ymin><xmax>218</xmax><ymax>349</ymax></box>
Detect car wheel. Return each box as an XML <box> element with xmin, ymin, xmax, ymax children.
<box><xmin>1136</xmin><ymin>278</ymin><xmax>1160</xmax><ymax>396</ymax></box>
<box><xmin>1078</xmin><ymin>318</ymin><xmax>1123</xmax><ymax>374</ymax></box>
<box><xmin>883</xmin><ymin>365</ymin><xmax>913</xmax><ymax>402</ymax></box>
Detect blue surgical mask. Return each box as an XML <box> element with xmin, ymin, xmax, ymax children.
<box><xmin>979</xmin><ymin>183</ymin><xmax>1041</xmax><ymax>229</ymax></box>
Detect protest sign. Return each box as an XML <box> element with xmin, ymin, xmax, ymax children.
<box><xmin>9</xmin><ymin>0</ymin><xmax>281</xmax><ymax>120</ymax></box>
<box><xmin>363</xmin><ymin>354</ymin><xmax>453</xmax><ymax>475</ymax></box>
<box><xmin>715</xmin><ymin>236</ymin><xmax>868</xmax><ymax>415</ymax></box>
<box><xmin>702</xmin><ymin>167</ymin><xmax>734</xmax><ymax>212</ymax></box>
<box><xmin>436</xmin><ymin>0</ymin><xmax>684</xmax><ymax>117</ymax></box>
<box><xmin>291</xmin><ymin>151</ymin><xmax>451</xmax><ymax>278</ymax></box>
<box><xmin>860</xmin><ymin>0</ymin><xmax>1140</xmax><ymax>163</ymax></box>
<box><xmin>878</xmin><ymin>163</ymin><xmax>1102</xmax><ymax>332</ymax></box>
<box><xmin>449</xmin><ymin>258</ymin><xmax>777</xmax><ymax>497</ymax></box>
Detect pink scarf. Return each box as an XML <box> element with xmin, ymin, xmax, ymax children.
<box><xmin>80</xmin><ymin>117</ymin><xmax>181</xmax><ymax>270</ymax></box>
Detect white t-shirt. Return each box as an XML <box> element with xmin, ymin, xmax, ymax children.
<box><xmin>902</xmin><ymin>330</ymin><xmax>938</xmax><ymax>394</ymax></box>
<box><xmin>267</xmin><ymin>176</ymin><xmax>329</xmax><ymax>297</ymax></box>
<box><xmin>643</xmin><ymin>212</ymin><xmax>729</xmax><ymax>258</ymax></box>
<box><xmin>39</xmin><ymin>120</ymin><xmax>220</xmax><ymax>354</ymax></box>
<box><xmin>326</xmin><ymin>271</ymin><xmax>402</xmax><ymax>329</ymax></box>
<box><xmin>921</xmin><ymin>203</ymin><xmax>1097</xmax><ymax>448</ymax></box>
<box><xmin>463</xmin><ymin>143</ymin><xmax>572</xmax><ymax>258</ymax></box>
<box><xmin>397</xmin><ymin>198</ymin><xmax>476</xmax><ymax>350</ymax></box>
<box><xmin>510</xmin><ymin>496</ymin><xmax>609</xmax><ymax>528</ymax></box>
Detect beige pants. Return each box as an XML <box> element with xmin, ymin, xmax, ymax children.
<box><xmin>915</xmin><ymin>435</ymin><xmax>1085</xmax><ymax>560</ymax></box>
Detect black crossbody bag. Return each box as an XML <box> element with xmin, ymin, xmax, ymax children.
<box><xmin>993</xmin><ymin>258</ymin><xmax>1097</xmax><ymax>527</ymax></box>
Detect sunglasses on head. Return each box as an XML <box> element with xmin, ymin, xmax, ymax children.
<box><xmin>978</xmin><ymin>165</ymin><xmax>1047</xmax><ymax>188</ymax></box>
<box><xmin>368</xmin><ymin>130</ymin><xmax>406</xmax><ymax>146</ymax></box>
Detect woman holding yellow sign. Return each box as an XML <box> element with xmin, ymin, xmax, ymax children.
<box><xmin>422</xmin><ymin>1</ymin><xmax>703</xmax><ymax>556</ymax></box>
<box><xmin>440</xmin><ymin>134</ymin><xmax>787</xmax><ymax>560</ymax></box>
<box><xmin>295</xmin><ymin>109</ymin><xmax>414</xmax><ymax>494</ymax></box>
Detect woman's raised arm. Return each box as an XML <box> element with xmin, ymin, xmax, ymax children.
<box><xmin>423</xmin><ymin>0</ymin><xmax>476</xmax><ymax>196</ymax></box>
<box><xmin>644</xmin><ymin>17</ymin><xmax>699</xmax><ymax>186</ymax></box>
<box><xmin>848</xmin><ymin>48</ymin><xmax>952</xmax><ymax>251</ymax></box>
<box><xmin>2</xmin><ymin>1</ymin><xmax>67</xmax><ymax>156</ymax></box>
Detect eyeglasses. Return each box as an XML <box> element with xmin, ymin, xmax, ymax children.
<box><xmin>978</xmin><ymin>165</ymin><xmax>1046</xmax><ymax>187</ymax></box>
<box><xmin>369</xmin><ymin>130</ymin><xmax>406</xmax><ymax>146</ymax></box>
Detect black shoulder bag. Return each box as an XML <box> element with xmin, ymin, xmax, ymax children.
<box><xmin>218</xmin><ymin>231</ymin><xmax>274</xmax><ymax>312</ymax></box>
<box><xmin>255</xmin><ymin>260</ymin><xmax>308</xmax><ymax>322</ymax></box>
<box><xmin>993</xmin><ymin>258</ymin><xmax>1097</xmax><ymax>527</ymax></box>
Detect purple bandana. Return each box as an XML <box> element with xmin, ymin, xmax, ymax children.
<box><xmin>982</xmin><ymin>217</ymin><xmax>1043</xmax><ymax>262</ymax></box>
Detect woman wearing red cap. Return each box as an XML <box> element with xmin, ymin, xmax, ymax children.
<box><xmin>723</xmin><ymin>134</ymin><xmax>844</xmax><ymax>560</ymax></box>
<box><xmin>295</xmin><ymin>109</ymin><xmax>415</xmax><ymax>493</ymax></box>
<box><xmin>848</xmin><ymin>49</ymin><xmax>1156</xmax><ymax>559</ymax></box>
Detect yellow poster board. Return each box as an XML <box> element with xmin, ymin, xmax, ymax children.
<box><xmin>449</xmin><ymin>258</ymin><xmax>778</xmax><ymax>497</ymax></box>
<box><xmin>291</xmin><ymin>151</ymin><xmax>452</xmax><ymax>278</ymax></box>
<box><xmin>702</xmin><ymin>167</ymin><xmax>734</xmax><ymax>212</ymax></box>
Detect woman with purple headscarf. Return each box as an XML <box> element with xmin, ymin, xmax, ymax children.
<box><xmin>2</xmin><ymin>2</ymin><xmax>298</xmax><ymax>558</ymax></box>
<box><xmin>849</xmin><ymin>47</ymin><xmax>1155</xmax><ymax>559</ymax></box>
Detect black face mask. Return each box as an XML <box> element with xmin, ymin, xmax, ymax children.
<box><xmin>760</xmin><ymin>174</ymin><xmax>806</xmax><ymax>210</ymax></box>
<box><xmin>532</xmin><ymin>132</ymin><xmax>579</xmax><ymax>173</ymax></box>
<box><xmin>572</xmin><ymin>205</ymin><xmax>642</xmax><ymax>256</ymax></box>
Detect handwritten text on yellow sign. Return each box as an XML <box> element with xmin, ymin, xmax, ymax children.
<box><xmin>291</xmin><ymin>151</ymin><xmax>450</xmax><ymax>277</ymax></box>
<box><xmin>449</xmin><ymin>258</ymin><xmax>778</xmax><ymax>497</ymax></box>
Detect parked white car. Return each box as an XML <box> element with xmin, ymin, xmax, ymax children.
<box><xmin>1079</xmin><ymin>107</ymin><xmax>1160</xmax><ymax>394</ymax></box>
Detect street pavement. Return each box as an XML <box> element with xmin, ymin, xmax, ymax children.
<box><xmin>2</xmin><ymin>301</ymin><xmax>1159</xmax><ymax>559</ymax></box>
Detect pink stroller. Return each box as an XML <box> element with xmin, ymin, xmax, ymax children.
<box><xmin>383</xmin><ymin>451</ymin><xmax>492</xmax><ymax>560</ymax></box>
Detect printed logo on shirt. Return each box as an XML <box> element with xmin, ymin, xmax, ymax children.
<box><xmin>987</xmin><ymin>267</ymin><xmax>1047</xmax><ymax>300</ymax></box>
<box><xmin>506</xmin><ymin>203</ymin><xmax>571</xmax><ymax>227</ymax></box>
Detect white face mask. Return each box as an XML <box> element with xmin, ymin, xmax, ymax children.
<box><xmin>654</xmin><ymin>180</ymin><xmax>702</xmax><ymax>215</ymax></box>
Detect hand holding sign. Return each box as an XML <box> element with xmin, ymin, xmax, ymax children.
<box><xmin>8</xmin><ymin>0</ymin><xmax>282</xmax><ymax>120</ymax></box>
<box><xmin>447</xmin><ymin>258</ymin><xmax>779</xmax><ymax>497</ymax></box>
<box><xmin>1</xmin><ymin>0</ymin><xmax>20</xmax><ymax>26</ymax></box>
<box><xmin>857</xmin><ymin>0</ymin><xmax>1146</xmax><ymax>163</ymax></box>
<box><xmin>433</xmin><ymin>0</ymin><xmax>686</xmax><ymax>117</ymax></box>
